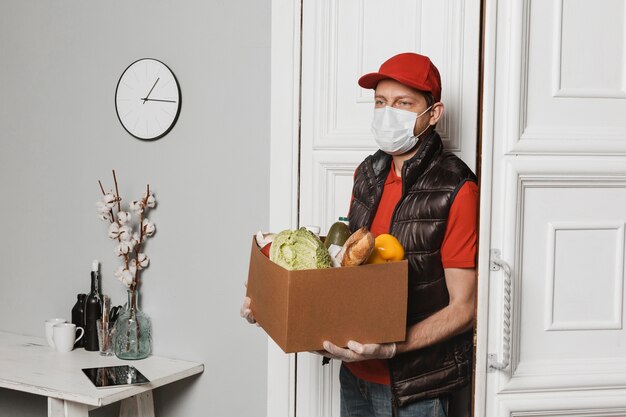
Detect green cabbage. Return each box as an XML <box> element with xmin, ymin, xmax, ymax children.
<box><xmin>269</xmin><ymin>228</ymin><xmax>332</xmax><ymax>270</ymax></box>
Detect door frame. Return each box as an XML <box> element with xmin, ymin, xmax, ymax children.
<box><xmin>267</xmin><ymin>1</ymin><xmax>302</xmax><ymax>416</ymax></box>
<box><xmin>473</xmin><ymin>0</ymin><xmax>496</xmax><ymax>413</ymax></box>
<box><xmin>269</xmin><ymin>0</ymin><xmax>491</xmax><ymax>415</ymax></box>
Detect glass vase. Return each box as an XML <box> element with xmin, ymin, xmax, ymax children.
<box><xmin>114</xmin><ymin>289</ymin><xmax>152</xmax><ymax>360</ymax></box>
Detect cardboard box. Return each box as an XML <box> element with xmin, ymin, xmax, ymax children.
<box><xmin>246</xmin><ymin>238</ymin><xmax>408</xmax><ymax>353</ymax></box>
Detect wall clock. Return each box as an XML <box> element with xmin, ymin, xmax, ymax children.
<box><xmin>115</xmin><ymin>58</ymin><xmax>181</xmax><ymax>140</ymax></box>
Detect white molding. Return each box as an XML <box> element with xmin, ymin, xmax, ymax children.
<box><xmin>493</xmin><ymin>0</ymin><xmax>526</xmax><ymax>157</ymax></box>
<box><xmin>295</xmin><ymin>354</ymin><xmax>342</xmax><ymax>417</ymax></box>
<box><xmin>512</xmin><ymin>0</ymin><xmax>626</xmax><ymax>155</ymax></box>
<box><xmin>499</xmin><ymin>163</ymin><xmax>626</xmax><ymax>393</ymax></box>
<box><xmin>268</xmin><ymin>0</ymin><xmax>301</xmax><ymax>416</ymax></box>
<box><xmin>552</xmin><ymin>0</ymin><xmax>626</xmax><ymax>99</ymax></box>
<box><xmin>308</xmin><ymin>151</ymin><xmax>371</xmax><ymax>234</ymax></box>
<box><xmin>554</xmin><ymin>89</ymin><xmax>626</xmax><ymax>99</ymax></box>
<box><xmin>550</xmin><ymin>0</ymin><xmax>563</xmax><ymax>99</ymax></box>
<box><xmin>435</xmin><ymin>0</ymin><xmax>452</xmax><ymax>144</ymax></box>
<box><xmin>506</xmin><ymin>156</ymin><xmax>626</xmax><ymax>176</ymax></box>
<box><xmin>319</xmin><ymin>162</ymin><xmax>358</xmax><ymax>234</ymax></box>
<box><xmin>518</xmin><ymin>0</ymin><xmax>532</xmax><ymax>150</ymax></box>
<box><xmin>544</xmin><ymin>222</ymin><xmax>625</xmax><ymax>332</ymax></box>
<box><xmin>503</xmin><ymin>357</ymin><xmax>626</xmax><ymax>394</ymax></box>
<box><xmin>457</xmin><ymin>0</ymin><xmax>480</xmax><ymax>171</ymax></box>
<box><xmin>511</xmin><ymin>411</ymin><xmax>626</xmax><ymax>417</ymax></box>
<box><xmin>496</xmin><ymin>389</ymin><xmax>626</xmax><ymax>416</ymax></box>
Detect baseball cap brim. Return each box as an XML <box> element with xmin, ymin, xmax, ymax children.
<box><xmin>359</xmin><ymin>72</ymin><xmax>437</xmax><ymax>100</ymax></box>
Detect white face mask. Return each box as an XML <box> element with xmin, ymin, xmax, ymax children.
<box><xmin>371</xmin><ymin>105</ymin><xmax>433</xmax><ymax>155</ymax></box>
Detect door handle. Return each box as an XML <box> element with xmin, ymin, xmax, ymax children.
<box><xmin>488</xmin><ymin>249</ymin><xmax>512</xmax><ymax>372</ymax></box>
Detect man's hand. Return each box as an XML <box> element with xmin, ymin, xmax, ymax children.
<box><xmin>240</xmin><ymin>296</ymin><xmax>259</xmax><ymax>326</ymax></box>
<box><xmin>240</xmin><ymin>280</ymin><xmax>259</xmax><ymax>326</ymax></box>
<box><xmin>321</xmin><ymin>340</ymin><xmax>396</xmax><ymax>362</ymax></box>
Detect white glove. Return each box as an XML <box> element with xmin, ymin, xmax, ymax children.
<box><xmin>240</xmin><ymin>296</ymin><xmax>259</xmax><ymax>326</ymax></box>
<box><xmin>240</xmin><ymin>280</ymin><xmax>259</xmax><ymax>326</ymax></box>
<box><xmin>322</xmin><ymin>340</ymin><xmax>396</xmax><ymax>362</ymax></box>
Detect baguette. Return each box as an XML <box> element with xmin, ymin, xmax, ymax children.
<box><xmin>340</xmin><ymin>227</ymin><xmax>375</xmax><ymax>267</ymax></box>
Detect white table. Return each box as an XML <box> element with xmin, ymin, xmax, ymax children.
<box><xmin>0</xmin><ymin>331</ymin><xmax>204</xmax><ymax>417</ymax></box>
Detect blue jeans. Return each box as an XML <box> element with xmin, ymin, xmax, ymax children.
<box><xmin>340</xmin><ymin>364</ymin><xmax>449</xmax><ymax>417</ymax></box>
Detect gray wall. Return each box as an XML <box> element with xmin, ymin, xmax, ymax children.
<box><xmin>0</xmin><ymin>1</ymin><xmax>270</xmax><ymax>416</ymax></box>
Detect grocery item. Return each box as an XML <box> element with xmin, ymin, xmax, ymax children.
<box><xmin>255</xmin><ymin>231</ymin><xmax>275</xmax><ymax>258</ymax></box>
<box><xmin>261</xmin><ymin>243</ymin><xmax>272</xmax><ymax>258</ymax></box>
<box><xmin>255</xmin><ymin>231</ymin><xmax>275</xmax><ymax>247</ymax></box>
<box><xmin>340</xmin><ymin>227</ymin><xmax>375</xmax><ymax>267</ymax></box>
<box><xmin>366</xmin><ymin>234</ymin><xmax>405</xmax><ymax>264</ymax></box>
<box><xmin>270</xmin><ymin>228</ymin><xmax>332</xmax><ymax>270</ymax></box>
<box><xmin>324</xmin><ymin>220</ymin><xmax>351</xmax><ymax>249</ymax></box>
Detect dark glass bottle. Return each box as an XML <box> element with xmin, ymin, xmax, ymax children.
<box><xmin>84</xmin><ymin>261</ymin><xmax>102</xmax><ymax>351</ymax></box>
<box><xmin>71</xmin><ymin>294</ymin><xmax>87</xmax><ymax>348</ymax></box>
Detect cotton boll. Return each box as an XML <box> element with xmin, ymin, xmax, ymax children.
<box><xmin>142</xmin><ymin>219</ymin><xmax>156</xmax><ymax>237</ymax></box>
<box><xmin>108</xmin><ymin>223</ymin><xmax>121</xmax><ymax>239</ymax></box>
<box><xmin>103</xmin><ymin>193</ymin><xmax>117</xmax><ymax>208</ymax></box>
<box><xmin>143</xmin><ymin>192</ymin><xmax>156</xmax><ymax>208</ymax></box>
<box><xmin>118</xmin><ymin>226</ymin><xmax>132</xmax><ymax>241</ymax></box>
<box><xmin>114</xmin><ymin>241</ymin><xmax>133</xmax><ymax>257</ymax></box>
<box><xmin>129</xmin><ymin>200</ymin><xmax>145</xmax><ymax>215</ymax></box>
<box><xmin>131</xmin><ymin>253</ymin><xmax>149</xmax><ymax>270</ymax></box>
<box><xmin>122</xmin><ymin>276</ymin><xmax>133</xmax><ymax>287</ymax></box>
<box><xmin>96</xmin><ymin>202</ymin><xmax>113</xmax><ymax>221</ymax></box>
<box><xmin>121</xmin><ymin>268</ymin><xmax>134</xmax><ymax>287</ymax></box>
<box><xmin>118</xmin><ymin>211</ymin><xmax>131</xmax><ymax>224</ymax></box>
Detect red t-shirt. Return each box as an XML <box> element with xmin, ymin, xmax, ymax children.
<box><xmin>345</xmin><ymin>161</ymin><xmax>478</xmax><ymax>385</ymax></box>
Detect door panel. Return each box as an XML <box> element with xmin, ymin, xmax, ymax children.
<box><xmin>508</xmin><ymin>0</ymin><xmax>626</xmax><ymax>152</ymax></box>
<box><xmin>502</xmin><ymin>160</ymin><xmax>626</xmax><ymax>393</ymax></box>
<box><xmin>477</xmin><ymin>0</ymin><xmax>626</xmax><ymax>414</ymax></box>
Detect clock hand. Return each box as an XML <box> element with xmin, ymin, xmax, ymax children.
<box><xmin>142</xmin><ymin>77</ymin><xmax>160</xmax><ymax>104</ymax></box>
<box><xmin>140</xmin><ymin>98</ymin><xmax>177</xmax><ymax>103</ymax></box>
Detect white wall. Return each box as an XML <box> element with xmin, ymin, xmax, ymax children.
<box><xmin>0</xmin><ymin>1</ymin><xmax>270</xmax><ymax>417</ymax></box>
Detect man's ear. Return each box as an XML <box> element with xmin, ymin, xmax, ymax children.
<box><xmin>429</xmin><ymin>102</ymin><xmax>444</xmax><ymax>125</ymax></box>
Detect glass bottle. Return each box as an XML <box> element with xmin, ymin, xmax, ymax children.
<box><xmin>114</xmin><ymin>289</ymin><xmax>152</xmax><ymax>360</ymax></box>
<box><xmin>71</xmin><ymin>294</ymin><xmax>87</xmax><ymax>348</ymax></box>
<box><xmin>84</xmin><ymin>261</ymin><xmax>102</xmax><ymax>351</ymax></box>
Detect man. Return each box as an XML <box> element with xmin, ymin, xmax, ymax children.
<box><xmin>242</xmin><ymin>52</ymin><xmax>477</xmax><ymax>416</ymax></box>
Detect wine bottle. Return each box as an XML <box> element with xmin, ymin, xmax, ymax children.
<box><xmin>71</xmin><ymin>293</ymin><xmax>87</xmax><ymax>348</ymax></box>
<box><xmin>84</xmin><ymin>260</ymin><xmax>102</xmax><ymax>351</ymax></box>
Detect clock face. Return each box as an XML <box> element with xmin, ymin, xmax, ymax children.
<box><xmin>115</xmin><ymin>58</ymin><xmax>181</xmax><ymax>140</ymax></box>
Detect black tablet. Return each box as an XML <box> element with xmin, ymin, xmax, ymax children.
<box><xmin>82</xmin><ymin>365</ymin><xmax>150</xmax><ymax>388</ymax></box>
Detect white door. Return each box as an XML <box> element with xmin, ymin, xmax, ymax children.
<box><xmin>295</xmin><ymin>1</ymin><xmax>481</xmax><ymax>416</ymax></box>
<box><xmin>475</xmin><ymin>0</ymin><xmax>626</xmax><ymax>415</ymax></box>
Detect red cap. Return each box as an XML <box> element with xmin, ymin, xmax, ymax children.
<box><xmin>358</xmin><ymin>53</ymin><xmax>441</xmax><ymax>102</ymax></box>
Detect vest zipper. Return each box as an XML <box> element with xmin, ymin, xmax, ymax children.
<box><xmin>389</xmin><ymin>162</ymin><xmax>409</xmax><ymax>235</ymax></box>
<box><xmin>365</xmin><ymin>158</ymin><xmax>385</xmax><ymax>228</ymax></box>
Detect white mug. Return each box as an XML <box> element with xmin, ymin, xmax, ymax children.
<box><xmin>52</xmin><ymin>323</ymin><xmax>84</xmax><ymax>353</ymax></box>
<box><xmin>45</xmin><ymin>318</ymin><xmax>67</xmax><ymax>348</ymax></box>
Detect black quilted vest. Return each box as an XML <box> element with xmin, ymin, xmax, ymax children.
<box><xmin>348</xmin><ymin>130</ymin><xmax>476</xmax><ymax>407</ymax></box>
